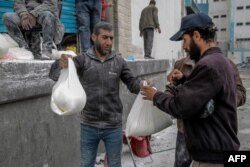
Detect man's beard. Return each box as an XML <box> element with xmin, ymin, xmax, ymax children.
<box><xmin>189</xmin><ymin>39</ymin><xmax>201</xmax><ymax>62</ymax></box>
<box><xmin>95</xmin><ymin>42</ymin><xmax>111</xmax><ymax>57</ymax></box>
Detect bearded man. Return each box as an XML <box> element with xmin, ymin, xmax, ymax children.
<box><xmin>49</xmin><ymin>21</ymin><xmax>152</xmax><ymax>167</ymax></box>
<box><xmin>141</xmin><ymin>13</ymin><xmax>240</xmax><ymax>167</ymax></box>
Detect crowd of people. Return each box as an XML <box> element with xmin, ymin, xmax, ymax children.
<box><xmin>1</xmin><ymin>0</ymin><xmax>247</xmax><ymax>167</ymax></box>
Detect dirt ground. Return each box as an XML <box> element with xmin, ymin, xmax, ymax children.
<box><xmin>95</xmin><ymin>66</ymin><xmax>250</xmax><ymax>167</ymax></box>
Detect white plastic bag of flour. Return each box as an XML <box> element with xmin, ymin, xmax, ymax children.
<box><xmin>126</xmin><ymin>86</ymin><xmax>173</xmax><ymax>136</ymax></box>
<box><xmin>8</xmin><ymin>47</ymin><xmax>34</xmax><ymax>60</ymax></box>
<box><xmin>0</xmin><ymin>33</ymin><xmax>18</xmax><ymax>59</ymax></box>
<box><xmin>51</xmin><ymin>58</ymin><xmax>86</xmax><ymax>115</ymax></box>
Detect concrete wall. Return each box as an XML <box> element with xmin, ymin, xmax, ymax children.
<box><xmin>0</xmin><ymin>59</ymin><xmax>169</xmax><ymax>167</ymax></box>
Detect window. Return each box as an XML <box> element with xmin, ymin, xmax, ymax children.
<box><xmin>236</xmin><ymin>38</ymin><xmax>250</xmax><ymax>41</ymax></box>
<box><xmin>246</xmin><ymin>22</ymin><xmax>250</xmax><ymax>25</ymax></box>
<box><xmin>237</xmin><ymin>6</ymin><xmax>244</xmax><ymax>10</ymax></box>
<box><xmin>214</xmin><ymin>0</ymin><xmax>219</xmax><ymax>2</ymax></box>
<box><xmin>213</xmin><ymin>15</ymin><xmax>219</xmax><ymax>18</ymax></box>
<box><xmin>196</xmin><ymin>0</ymin><xmax>208</xmax><ymax>4</ymax></box>
<box><xmin>246</xmin><ymin>6</ymin><xmax>250</xmax><ymax>9</ymax></box>
<box><xmin>221</xmin><ymin>28</ymin><xmax>226</xmax><ymax>31</ymax></box>
<box><xmin>236</xmin><ymin>22</ymin><xmax>243</xmax><ymax>26</ymax></box>
<box><xmin>221</xmin><ymin>15</ymin><xmax>227</xmax><ymax>18</ymax></box>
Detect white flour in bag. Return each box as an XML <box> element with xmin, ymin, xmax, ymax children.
<box><xmin>51</xmin><ymin>58</ymin><xmax>86</xmax><ymax>115</ymax></box>
<box><xmin>126</xmin><ymin>82</ymin><xmax>173</xmax><ymax>136</ymax></box>
<box><xmin>8</xmin><ymin>47</ymin><xmax>34</xmax><ymax>60</ymax></box>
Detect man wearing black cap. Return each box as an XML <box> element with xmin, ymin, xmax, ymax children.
<box><xmin>139</xmin><ymin>0</ymin><xmax>161</xmax><ymax>59</ymax></box>
<box><xmin>141</xmin><ymin>13</ymin><xmax>240</xmax><ymax>167</ymax></box>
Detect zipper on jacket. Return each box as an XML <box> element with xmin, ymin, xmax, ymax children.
<box><xmin>100</xmin><ymin>63</ymin><xmax>105</xmax><ymax>126</ymax></box>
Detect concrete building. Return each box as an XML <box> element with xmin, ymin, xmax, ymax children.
<box><xmin>196</xmin><ymin>0</ymin><xmax>209</xmax><ymax>14</ymax></box>
<box><xmin>208</xmin><ymin>0</ymin><xmax>250</xmax><ymax>63</ymax></box>
<box><xmin>234</xmin><ymin>0</ymin><xmax>250</xmax><ymax>50</ymax></box>
<box><xmin>208</xmin><ymin>0</ymin><xmax>230</xmax><ymax>52</ymax></box>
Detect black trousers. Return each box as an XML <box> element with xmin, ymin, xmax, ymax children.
<box><xmin>143</xmin><ymin>28</ymin><xmax>154</xmax><ymax>57</ymax></box>
<box><xmin>174</xmin><ymin>130</ymin><xmax>192</xmax><ymax>167</ymax></box>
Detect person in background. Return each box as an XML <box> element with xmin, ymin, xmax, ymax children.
<box><xmin>165</xmin><ymin>56</ymin><xmax>195</xmax><ymax>167</ymax></box>
<box><xmin>139</xmin><ymin>0</ymin><xmax>161</xmax><ymax>59</ymax></box>
<box><xmin>3</xmin><ymin>0</ymin><xmax>64</xmax><ymax>60</ymax></box>
<box><xmin>101</xmin><ymin>0</ymin><xmax>113</xmax><ymax>21</ymax></box>
<box><xmin>166</xmin><ymin>55</ymin><xmax>246</xmax><ymax>167</ymax></box>
<box><xmin>141</xmin><ymin>13</ymin><xmax>240</xmax><ymax>167</ymax></box>
<box><xmin>76</xmin><ymin>0</ymin><xmax>101</xmax><ymax>53</ymax></box>
<box><xmin>49</xmin><ymin>22</ymin><xmax>152</xmax><ymax>167</ymax></box>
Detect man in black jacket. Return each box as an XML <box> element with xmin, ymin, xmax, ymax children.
<box><xmin>167</xmin><ymin>56</ymin><xmax>246</xmax><ymax>167</ymax></box>
<box><xmin>49</xmin><ymin>21</ymin><xmax>151</xmax><ymax>167</ymax></box>
<box><xmin>141</xmin><ymin>13</ymin><xmax>239</xmax><ymax>167</ymax></box>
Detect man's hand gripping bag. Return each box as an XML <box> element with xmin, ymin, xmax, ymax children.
<box><xmin>51</xmin><ymin>58</ymin><xmax>86</xmax><ymax>115</ymax></box>
<box><xmin>126</xmin><ymin>93</ymin><xmax>173</xmax><ymax>137</ymax></box>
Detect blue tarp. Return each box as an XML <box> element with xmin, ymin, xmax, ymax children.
<box><xmin>0</xmin><ymin>0</ymin><xmax>77</xmax><ymax>33</ymax></box>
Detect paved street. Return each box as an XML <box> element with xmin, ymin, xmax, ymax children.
<box><xmin>96</xmin><ymin>66</ymin><xmax>250</xmax><ymax>167</ymax></box>
<box><xmin>237</xmin><ymin>67</ymin><xmax>250</xmax><ymax>151</ymax></box>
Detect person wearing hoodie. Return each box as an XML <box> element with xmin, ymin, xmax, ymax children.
<box><xmin>49</xmin><ymin>21</ymin><xmax>152</xmax><ymax>167</ymax></box>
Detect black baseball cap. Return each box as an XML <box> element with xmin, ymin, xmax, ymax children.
<box><xmin>170</xmin><ymin>13</ymin><xmax>214</xmax><ymax>41</ymax></box>
<box><xmin>150</xmin><ymin>0</ymin><xmax>156</xmax><ymax>4</ymax></box>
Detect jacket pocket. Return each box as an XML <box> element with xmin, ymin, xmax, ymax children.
<box><xmin>106</xmin><ymin>70</ymin><xmax>120</xmax><ymax>91</ymax></box>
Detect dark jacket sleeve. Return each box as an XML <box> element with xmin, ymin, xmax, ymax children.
<box><xmin>153</xmin><ymin>7</ymin><xmax>159</xmax><ymax>28</ymax></box>
<box><xmin>49</xmin><ymin>55</ymin><xmax>84</xmax><ymax>81</ymax></box>
<box><xmin>72</xmin><ymin>54</ymin><xmax>85</xmax><ymax>76</ymax></box>
<box><xmin>49</xmin><ymin>60</ymin><xmax>61</xmax><ymax>81</ymax></box>
<box><xmin>154</xmin><ymin>64</ymin><xmax>222</xmax><ymax>119</ymax></box>
<box><xmin>120</xmin><ymin>59</ymin><xmax>141</xmax><ymax>94</ymax></box>
<box><xmin>228</xmin><ymin>59</ymin><xmax>246</xmax><ymax>107</ymax></box>
<box><xmin>139</xmin><ymin>10</ymin><xmax>143</xmax><ymax>32</ymax></box>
